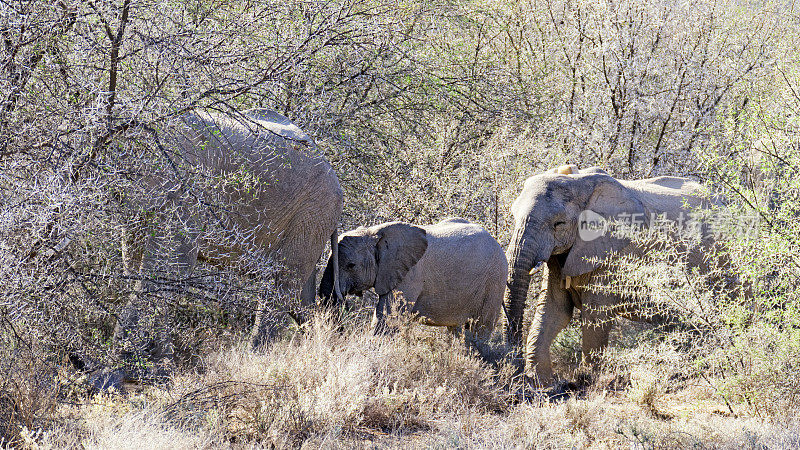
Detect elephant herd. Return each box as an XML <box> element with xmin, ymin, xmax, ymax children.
<box><xmin>117</xmin><ymin>109</ymin><xmax>721</xmax><ymax>388</ymax></box>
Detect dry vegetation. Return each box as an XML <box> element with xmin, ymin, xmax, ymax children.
<box><xmin>12</xmin><ymin>314</ymin><xmax>800</xmax><ymax>448</ymax></box>
<box><xmin>2</xmin><ymin>0</ymin><xmax>800</xmax><ymax>447</ymax></box>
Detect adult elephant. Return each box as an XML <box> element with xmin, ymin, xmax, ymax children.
<box><xmin>116</xmin><ymin>108</ymin><xmax>343</xmax><ymax>372</ymax></box>
<box><xmin>318</xmin><ymin>218</ymin><xmax>508</xmax><ymax>338</ymax></box>
<box><xmin>503</xmin><ymin>165</ymin><xmax>719</xmax><ymax>384</ymax></box>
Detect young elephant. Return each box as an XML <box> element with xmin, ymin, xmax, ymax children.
<box><xmin>319</xmin><ymin>218</ymin><xmax>508</xmax><ymax>337</ymax></box>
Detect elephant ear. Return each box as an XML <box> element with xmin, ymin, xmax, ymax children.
<box><xmin>562</xmin><ymin>175</ymin><xmax>646</xmax><ymax>277</ymax></box>
<box><xmin>373</xmin><ymin>222</ymin><xmax>428</xmax><ymax>295</ymax></box>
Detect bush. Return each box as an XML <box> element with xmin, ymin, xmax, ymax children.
<box><xmin>2</xmin><ymin>0</ymin><xmax>800</xmax><ymax>445</ymax></box>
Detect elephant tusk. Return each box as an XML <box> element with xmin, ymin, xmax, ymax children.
<box><xmin>528</xmin><ymin>261</ymin><xmax>543</xmax><ymax>275</ymax></box>
<box><xmin>565</xmin><ymin>276</ymin><xmax>572</xmax><ymax>289</ymax></box>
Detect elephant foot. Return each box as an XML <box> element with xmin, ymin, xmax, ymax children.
<box><xmin>462</xmin><ymin>333</ymin><xmax>502</xmax><ymax>364</ymax></box>
<box><xmin>116</xmin><ymin>357</ymin><xmax>174</xmax><ymax>386</ymax></box>
<box><xmin>110</xmin><ymin>339</ymin><xmax>175</xmax><ymax>388</ymax></box>
<box><xmin>251</xmin><ymin>310</ymin><xmax>303</xmax><ymax>350</ymax></box>
<box><xmin>70</xmin><ymin>354</ymin><xmax>127</xmax><ymax>394</ymax></box>
<box><xmin>86</xmin><ymin>367</ymin><xmax>127</xmax><ymax>394</ymax></box>
<box><xmin>83</xmin><ymin>363</ymin><xmax>173</xmax><ymax>395</ymax></box>
<box><xmin>512</xmin><ymin>377</ymin><xmax>583</xmax><ymax>403</ymax></box>
<box><xmin>510</xmin><ymin>377</ymin><xmax>554</xmax><ymax>404</ymax></box>
<box><xmin>139</xmin><ymin>359</ymin><xmax>174</xmax><ymax>384</ymax></box>
<box><xmin>71</xmin><ymin>356</ymin><xmax>172</xmax><ymax>395</ymax></box>
<box><xmin>520</xmin><ymin>372</ymin><xmax>592</xmax><ymax>403</ymax></box>
<box><xmin>543</xmin><ymin>379</ymin><xmax>584</xmax><ymax>402</ymax></box>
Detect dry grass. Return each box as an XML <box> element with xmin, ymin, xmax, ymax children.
<box><xmin>8</xmin><ymin>313</ymin><xmax>796</xmax><ymax>449</ymax></box>
<box><xmin>164</xmin><ymin>313</ymin><xmax>510</xmax><ymax>445</ymax></box>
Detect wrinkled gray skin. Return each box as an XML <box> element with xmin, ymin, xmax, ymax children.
<box><xmin>504</xmin><ymin>166</ymin><xmax>718</xmax><ymax>385</ymax></box>
<box><xmin>116</xmin><ymin>109</ymin><xmax>343</xmax><ymax>373</ymax></box>
<box><xmin>319</xmin><ymin>218</ymin><xmax>508</xmax><ymax>338</ymax></box>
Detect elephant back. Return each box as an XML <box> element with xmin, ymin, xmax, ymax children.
<box><xmin>621</xmin><ymin>176</ymin><xmax>717</xmax><ymax>219</ymax></box>
<box><xmin>421</xmin><ymin>219</ymin><xmax>507</xmax><ymax>292</ymax></box>
<box><xmin>241</xmin><ymin>108</ymin><xmax>316</xmax><ymax>148</ymax></box>
<box><xmin>179</xmin><ymin>110</ymin><xmax>321</xmax><ymax>166</ymax></box>
<box><xmin>171</xmin><ymin>109</ymin><xmax>343</xmax><ymax>272</ymax></box>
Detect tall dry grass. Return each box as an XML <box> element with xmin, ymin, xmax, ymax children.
<box><xmin>8</xmin><ymin>313</ymin><xmax>794</xmax><ymax>449</ymax></box>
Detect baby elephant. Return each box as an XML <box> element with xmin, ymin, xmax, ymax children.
<box><xmin>319</xmin><ymin>218</ymin><xmax>508</xmax><ymax>337</ymax></box>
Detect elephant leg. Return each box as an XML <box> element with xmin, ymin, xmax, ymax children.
<box><xmin>251</xmin><ymin>271</ymin><xmax>290</xmax><ymax>350</ymax></box>
<box><xmin>115</xmin><ymin>224</ymin><xmax>145</xmax><ymax>356</ymax></box>
<box><xmin>472</xmin><ymin>276</ymin><xmax>506</xmax><ymax>341</ymax></box>
<box><xmin>373</xmin><ymin>293</ymin><xmax>392</xmax><ymax>335</ymax></box>
<box><xmin>385</xmin><ymin>274</ymin><xmax>422</xmax><ymax>329</ymax></box>
<box><xmin>299</xmin><ymin>266</ymin><xmax>318</xmax><ymax>307</ymax></box>
<box><xmin>251</xmin><ymin>256</ymin><xmax>319</xmax><ymax>350</ymax></box>
<box><xmin>115</xmin><ymin>218</ymin><xmax>198</xmax><ymax>378</ymax></box>
<box><xmin>251</xmin><ymin>244</ymin><xmax>310</xmax><ymax>350</ymax></box>
<box><xmin>114</xmin><ymin>297</ymin><xmax>143</xmax><ymax>364</ymax></box>
<box><xmin>525</xmin><ymin>262</ymin><xmax>574</xmax><ymax>386</ymax></box>
<box><xmin>469</xmin><ymin>318</ymin><xmax>493</xmax><ymax>343</ymax></box>
<box><xmin>155</xmin><ymin>226</ymin><xmax>198</xmax><ymax>364</ymax></box>
<box><xmin>250</xmin><ymin>306</ymin><xmax>272</xmax><ymax>351</ymax></box>
<box><xmin>115</xmin><ymin>224</ymin><xmax>145</xmax><ymax>364</ymax></box>
<box><xmin>580</xmin><ymin>316</ymin><xmax>612</xmax><ymax>368</ymax></box>
<box><xmin>114</xmin><ymin>228</ymin><xmax>161</xmax><ymax>376</ymax></box>
<box><xmin>577</xmin><ymin>278</ymin><xmax>619</xmax><ymax>369</ymax></box>
<box><xmin>372</xmin><ymin>273</ymin><xmax>421</xmax><ymax>336</ymax></box>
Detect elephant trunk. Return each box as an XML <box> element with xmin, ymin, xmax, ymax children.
<box><xmin>504</xmin><ymin>267</ymin><xmax>534</xmax><ymax>347</ymax></box>
<box><xmin>504</xmin><ymin>230</ymin><xmax>534</xmax><ymax>347</ymax></box>
<box><xmin>504</xmin><ymin>224</ymin><xmax>553</xmax><ymax>347</ymax></box>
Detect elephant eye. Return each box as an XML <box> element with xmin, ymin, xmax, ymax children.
<box><xmin>346</xmin><ymin>262</ymin><xmax>356</xmax><ymax>270</ymax></box>
<box><xmin>554</xmin><ymin>221</ymin><xmax>566</xmax><ymax>229</ymax></box>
